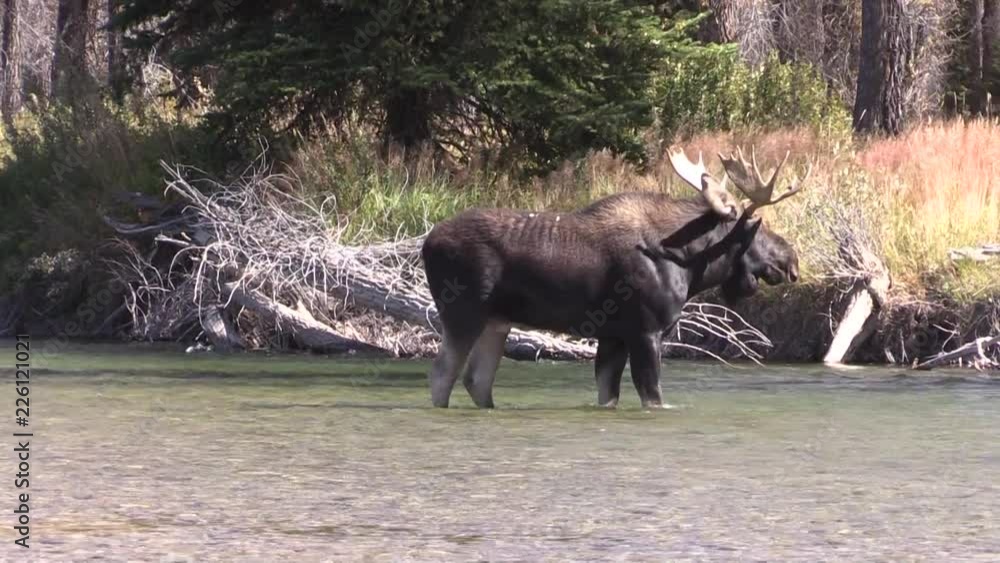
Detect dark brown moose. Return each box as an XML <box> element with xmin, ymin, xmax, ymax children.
<box><xmin>422</xmin><ymin>146</ymin><xmax>809</xmax><ymax>408</ymax></box>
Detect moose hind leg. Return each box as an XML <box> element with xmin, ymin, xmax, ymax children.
<box><xmin>462</xmin><ymin>322</ymin><xmax>510</xmax><ymax>409</ymax></box>
<box><xmin>429</xmin><ymin>328</ymin><xmax>479</xmax><ymax>408</ymax></box>
<box><xmin>595</xmin><ymin>338</ymin><xmax>628</xmax><ymax>408</ymax></box>
<box><xmin>627</xmin><ymin>333</ymin><xmax>665</xmax><ymax>408</ymax></box>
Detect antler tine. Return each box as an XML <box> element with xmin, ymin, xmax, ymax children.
<box><xmin>720</xmin><ymin>146</ymin><xmax>804</xmax><ymax>215</ymax></box>
<box><xmin>739</xmin><ymin>146</ymin><xmax>762</xmax><ymax>186</ymax></box>
<box><xmin>767</xmin><ymin>150</ymin><xmax>790</xmax><ymax>188</ymax></box>
<box><xmin>718</xmin><ymin>146</ymin><xmax>761</xmax><ymax>199</ymax></box>
<box><xmin>769</xmin><ymin>158</ymin><xmax>812</xmax><ymax>205</ymax></box>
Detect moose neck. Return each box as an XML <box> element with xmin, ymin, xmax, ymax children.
<box><xmin>662</xmin><ymin>211</ymin><xmax>759</xmax><ymax>299</ymax></box>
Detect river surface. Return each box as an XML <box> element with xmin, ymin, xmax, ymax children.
<box><xmin>8</xmin><ymin>341</ymin><xmax>1000</xmax><ymax>561</ymax></box>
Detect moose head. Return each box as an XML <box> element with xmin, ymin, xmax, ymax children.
<box><xmin>666</xmin><ymin>145</ymin><xmax>811</xmax><ymax>301</ymax></box>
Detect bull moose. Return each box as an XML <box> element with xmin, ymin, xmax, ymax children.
<box><xmin>422</xmin><ymin>146</ymin><xmax>809</xmax><ymax>408</ymax></box>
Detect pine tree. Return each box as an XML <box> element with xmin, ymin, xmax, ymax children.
<box><xmin>116</xmin><ymin>0</ymin><xmax>669</xmax><ymax>172</ymax></box>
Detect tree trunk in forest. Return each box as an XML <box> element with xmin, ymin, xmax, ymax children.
<box><xmin>771</xmin><ymin>0</ymin><xmax>789</xmax><ymax>62</ymax></box>
<box><xmin>772</xmin><ymin>0</ymin><xmax>826</xmax><ymax>69</ymax></box>
<box><xmin>968</xmin><ymin>0</ymin><xmax>985</xmax><ymax>113</ymax></box>
<box><xmin>51</xmin><ymin>0</ymin><xmax>91</xmax><ymax>99</ymax></box>
<box><xmin>107</xmin><ymin>0</ymin><xmax>126</xmax><ymax>101</ymax></box>
<box><xmin>853</xmin><ymin>0</ymin><xmax>910</xmax><ymax>135</ymax></box>
<box><xmin>0</xmin><ymin>0</ymin><xmax>20</xmax><ymax>129</ymax></box>
<box><xmin>704</xmin><ymin>0</ymin><xmax>737</xmax><ymax>43</ymax></box>
<box><xmin>383</xmin><ymin>87</ymin><xmax>433</xmax><ymax>152</ymax></box>
<box><xmin>985</xmin><ymin>0</ymin><xmax>1000</xmax><ymax>111</ymax></box>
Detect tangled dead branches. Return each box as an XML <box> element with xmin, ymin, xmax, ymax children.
<box><xmin>107</xmin><ymin>151</ymin><xmax>774</xmax><ymax>362</ymax></box>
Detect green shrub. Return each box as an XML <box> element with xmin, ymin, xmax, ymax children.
<box><xmin>656</xmin><ymin>50</ymin><xmax>851</xmax><ymax>138</ymax></box>
<box><xmin>0</xmin><ymin>97</ymin><xmax>225</xmax><ymax>283</ymax></box>
<box><xmin>289</xmin><ymin>134</ymin><xmax>523</xmax><ymax>243</ymax></box>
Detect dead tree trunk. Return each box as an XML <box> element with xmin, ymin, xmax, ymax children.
<box><xmin>854</xmin><ymin>0</ymin><xmax>911</xmax><ymax>135</ymax></box>
<box><xmin>705</xmin><ymin>0</ymin><xmax>737</xmax><ymax>43</ymax></box>
<box><xmin>107</xmin><ymin>0</ymin><xmax>126</xmax><ymax>100</ymax></box>
<box><xmin>224</xmin><ymin>283</ymin><xmax>387</xmax><ymax>355</ymax></box>
<box><xmin>985</xmin><ymin>0</ymin><xmax>1000</xmax><ymax>111</ymax></box>
<box><xmin>968</xmin><ymin>0</ymin><xmax>986</xmax><ymax>113</ymax></box>
<box><xmin>915</xmin><ymin>335</ymin><xmax>1000</xmax><ymax>370</ymax></box>
<box><xmin>200</xmin><ymin>305</ymin><xmax>244</xmax><ymax>351</ymax></box>
<box><xmin>51</xmin><ymin>0</ymin><xmax>90</xmax><ymax>99</ymax></box>
<box><xmin>0</xmin><ymin>0</ymin><xmax>21</xmax><ymax>128</ymax></box>
<box><xmin>823</xmin><ymin>269</ymin><xmax>890</xmax><ymax>365</ymax></box>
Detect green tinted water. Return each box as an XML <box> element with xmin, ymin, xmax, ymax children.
<box><xmin>16</xmin><ymin>341</ymin><xmax>1000</xmax><ymax>561</ymax></box>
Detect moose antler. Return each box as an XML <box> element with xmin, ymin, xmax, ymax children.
<box><xmin>666</xmin><ymin>146</ymin><xmax>738</xmax><ymax>220</ymax></box>
<box><xmin>719</xmin><ymin>146</ymin><xmax>810</xmax><ymax>215</ymax></box>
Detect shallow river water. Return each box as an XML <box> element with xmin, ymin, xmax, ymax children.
<box><xmin>11</xmin><ymin>341</ymin><xmax>1000</xmax><ymax>561</ymax></box>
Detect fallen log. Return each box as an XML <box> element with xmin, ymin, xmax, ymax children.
<box><xmin>948</xmin><ymin>245</ymin><xmax>1000</xmax><ymax>262</ymax></box>
<box><xmin>323</xmin><ymin>272</ymin><xmax>596</xmax><ymax>360</ymax></box>
<box><xmin>823</xmin><ymin>279</ymin><xmax>882</xmax><ymax>364</ymax></box>
<box><xmin>224</xmin><ymin>283</ymin><xmax>387</xmax><ymax>355</ymax></box>
<box><xmin>914</xmin><ymin>335</ymin><xmax>1000</xmax><ymax>370</ymax></box>
<box><xmin>200</xmin><ymin>305</ymin><xmax>245</xmax><ymax>351</ymax></box>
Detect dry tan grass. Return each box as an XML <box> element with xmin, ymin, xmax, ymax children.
<box><xmin>855</xmin><ymin>119</ymin><xmax>1000</xmax><ymax>297</ymax></box>
<box><xmin>557</xmin><ymin>121</ymin><xmax>1000</xmax><ymax>301</ymax></box>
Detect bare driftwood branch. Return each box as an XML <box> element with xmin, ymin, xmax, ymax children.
<box><xmin>668</xmin><ymin>302</ymin><xmax>772</xmax><ymax>365</ymax></box>
<box><xmin>915</xmin><ymin>335</ymin><xmax>1000</xmax><ymax>370</ymax></box>
<box><xmin>949</xmin><ymin>245</ymin><xmax>1000</xmax><ymax>262</ymax></box>
<box><xmin>800</xmin><ymin>200</ymin><xmax>892</xmax><ymax>365</ymax></box>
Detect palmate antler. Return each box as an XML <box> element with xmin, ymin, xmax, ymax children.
<box><xmin>719</xmin><ymin>146</ymin><xmax>811</xmax><ymax>215</ymax></box>
<box><xmin>667</xmin><ymin>145</ymin><xmax>810</xmax><ymax>218</ymax></box>
<box><xmin>666</xmin><ymin>147</ymin><xmax>739</xmax><ymax>220</ymax></box>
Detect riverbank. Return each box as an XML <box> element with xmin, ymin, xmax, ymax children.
<box><xmin>2</xmin><ymin>110</ymin><xmax>999</xmax><ymax>366</ymax></box>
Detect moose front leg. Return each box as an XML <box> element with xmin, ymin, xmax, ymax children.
<box><xmin>627</xmin><ymin>333</ymin><xmax>664</xmax><ymax>408</ymax></box>
<box><xmin>595</xmin><ymin>338</ymin><xmax>628</xmax><ymax>407</ymax></box>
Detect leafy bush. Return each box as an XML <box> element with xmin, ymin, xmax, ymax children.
<box><xmin>657</xmin><ymin>50</ymin><xmax>851</xmax><ymax>138</ymax></box>
<box><xmin>0</xmin><ymin>97</ymin><xmax>224</xmax><ymax>286</ymax></box>
<box><xmin>289</xmin><ymin>134</ymin><xmax>524</xmax><ymax>243</ymax></box>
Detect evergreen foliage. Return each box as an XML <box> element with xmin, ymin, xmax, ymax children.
<box><xmin>117</xmin><ymin>0</ymin><xmax>672</xmax><ymax>172</ymax></box>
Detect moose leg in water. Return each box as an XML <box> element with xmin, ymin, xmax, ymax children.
<box><xmin>429</xmin><ymin>328</ymin><xmax>480</xmax><ymax>408</ymax></box>
<box><xmin>462</xmin><ymin>322</ymin><xmax>511</xmax><ymax>408</ymax></box>
<box><xmin>627</xmin><ymin>333</ymin><xmax>665</xmax><ymax>408</ymax></box>
<box><xmin>595</xmin><ymin>338</ymin><xmax>628</xmax><ymax>407</ymax></box>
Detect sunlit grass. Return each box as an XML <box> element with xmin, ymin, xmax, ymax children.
<box><xmin>857</xmin><ymin>119</ymin><xmax>1000</xmax><ymax>298</ymax></box>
